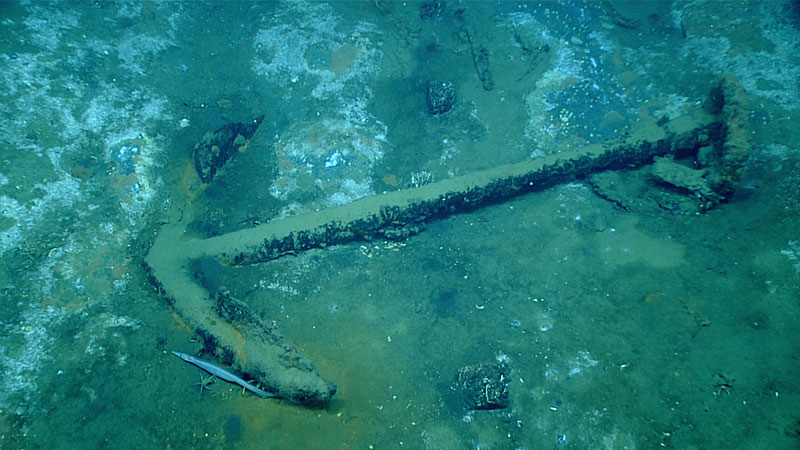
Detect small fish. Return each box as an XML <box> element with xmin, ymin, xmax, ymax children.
<box><xmin>172</xmin><ymin>351</ymin><xmax>280</xmax><ymax>399</ymax></box>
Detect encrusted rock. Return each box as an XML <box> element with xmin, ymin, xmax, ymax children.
<box><xmin>456</xmin><ymin>361</ymin><xmax>510</xmax><ymax>410</ymax></box>
<box><xmin>426</xmin><ymin>81</ymin><xmax>455</xmax><ymax>115</ymax></box>
<box><xmin>194</xmin><ymin>116</ymin><xmax>264</xmax><ymax>183</ymax></box>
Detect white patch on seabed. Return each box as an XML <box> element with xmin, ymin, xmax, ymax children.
<box><xmin>568</xmin><ymin>350</ymin><xmax>599</xmax><ymax>376</ymax></box>
<box><xmin>673</xmin><ymin>0</ymin><xmax>800</xmax><ymax>110</ymax></box>
<box><xmin>780</xmin><ymin>240</ymin><xmax>800</xmax><ymax>276</ymax></box>
<box><xmin>0</xmin><ymin>175</ymin><xmax>84</xmax><ymax>257</ymax></box>
<box><xmin>507</xmin><ymin>11</ymin><xmax>586</xmax><ymax>150</ymax></box>
<box><xmin>251</xmin><ymin>3</ymin><xmax>387</xmax><ymax>211</ymax></box>
<box><xmin>0</xmin><ymin>1</ymin><xmax>175</xmax><ymax>255</ymax></box>
<box><xmin>0</xmin><ymin>306</ymin><xmax>64</xmax><ymax>414</ymax></box>
<box><xmin>0</xmin><ymin>1</ymin><xmax>177</xmax><ymax>416</ymax></box>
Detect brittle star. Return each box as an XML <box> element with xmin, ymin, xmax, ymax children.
<box><xmin>195</xmin><ymin>374</ymin><xmax>217</xmax><ymax>395</ymax></box>
<box><xmin>713</xmin><ymin>373</ymin><xmax>734</xmax><ymax>397</ymax></box>
<box><xmin>714</xmin><ymin>382</ymin><xmax>732</xmax><ymax>397</ymax></box>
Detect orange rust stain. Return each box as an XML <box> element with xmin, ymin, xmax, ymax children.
<box><xmin>177</xmin><ymin>159</ymin><xmax>203</xmax><ymax>199</ymax></box>
<box><xmin>644</xmin><ymin>292</ymin><xmax>663</xmax><ymax>303</ymax></box>
<box><xmin>273</xmin><ymin>176</ymin><xmax>291</xmax><ymax>189</ymax></box>
<box><xmin>330</xmin><ymin>44</ymin><xmax>358</xmax><ymax>77</ymax></box>
<box><xmin>231</xmin><ymin>328</ymin><xmax>248</xmax><ymax>363</ymax></box>
<box><xmin>276</xmin><ymin>155</ymin><xmax>295</xmax><ymax>173</ymax></box>
<box><xmin>169</xmin><ymin>311</ymin><xmax>194</xmax><ymax>333</ymax></box>
<box><xmin>381</xmin><ymin>173</ymin><xmax>398</xmax><ymax>186</ymax></box>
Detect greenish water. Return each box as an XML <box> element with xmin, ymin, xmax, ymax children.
<box><xmin>1</xmin><ymin>1</ymin><xmax>798</xmax><ymax>449</ymax></box>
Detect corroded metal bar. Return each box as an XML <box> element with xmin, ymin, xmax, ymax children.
<box><xmin>199</xmin><ymin>109</ymin><xmax>716</xmax><ymax>266</ymax></box>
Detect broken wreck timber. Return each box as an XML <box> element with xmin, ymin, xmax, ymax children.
<box><xmin>145</xmin><ymin>105</ymin><xmax>721</xmax><ymax>405</ymax></box>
